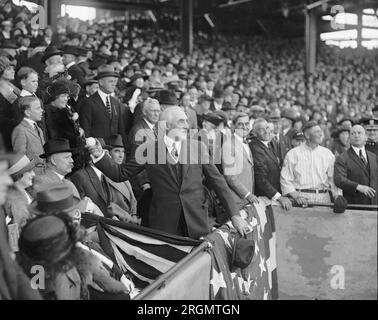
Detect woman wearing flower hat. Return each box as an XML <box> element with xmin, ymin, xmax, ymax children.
<box><xmin>4</xmin><ymin>154</ymin><xmax>36</xmax><ymax>231</ymax></box>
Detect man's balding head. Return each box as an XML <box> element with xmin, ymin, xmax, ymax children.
<box><xmin>350</xmin><ymin>124</ymin><xmax>367</xmax><ymax>148</ymax></box>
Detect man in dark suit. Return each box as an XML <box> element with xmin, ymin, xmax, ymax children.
<box><xmin>87</xmin><ymin>107</ymin><xmax>249</xmax><ymax>239</ymax></box>
<box><xmin>269</xmin><ymin>109</ymin><xmax>296</xmax><ymax>165</ymax></box>
<box><xmin>79</xmin><ymin>65</ymin><xmax>128</xmax><ymax>145</ymax></box>
<box><xmin>249</xmin><ymin>118</ymin><xmax>292</xmax><ymax>210</ymax></box>
<box><xmin>62</xmin><ymin>46</ymin><xmax>86</xmax><ymax>86</ymax></box>
<box><xmin>334</xmin><ymin>125</ymin><xmax>378</xmax><ymax>205</ymax></box>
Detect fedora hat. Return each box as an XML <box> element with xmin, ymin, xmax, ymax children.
<box><xmin>40</xmin><ymin>138</ymin><xmax>77</xmax><ymax>159</ymax></box>
<box><xmin>104</xmin><ymin>134</ymin><xmax>124</xmax><ymax>150</ymax></box>
<box><xmin>94</xmin><ymin>64</ymin><xmax>119</xmax><ymax>80</ymax></box>
<box><xmin>28</xmin><ymin>183</ymin><xmax>83</xmax><ymax>215</ymax></box>
<box><xmin>41</xmin><ymin>45</ymin><xmax>63</xmax><ymax>63</ymax></box>
<box><xmin>8</xmin><ymin>154</ymin><xmax>35</xmax><ymax>178</ymax></box>
<box><xmin>203</xmin><ymin>112</ymin><xmax>224</xmax><ymax>126</ymax></box>
<box><xmin>269</xmin><ymin>109</ymin><xmax>281</xmax><ymax>121</ymax></box>
<box><xmin>155</xmin><ymin>90</ymin><xmax>178</xmax><ymax>106</ymax></box>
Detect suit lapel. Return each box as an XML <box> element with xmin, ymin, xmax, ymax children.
<box><xmin>367</xmin><ymin>151</ymin><xmax>376</xmax><ymax>179</ymax></box>
<box><xmin>85</xmin><ymin>166</ymin><xmax>108</xmax><ymax>204</ymax></box>
<box><xmin>106</xmin><ymin>178</ymin><xmax>131</xmax><ymax>203</ymax></box>
<box><xmin>21</xmin><ymin>119</ymin><xmax>40</xmax><ymax>140</ymax></box>
<box><xmin>180</xmin><ymin>140</ymin><xmax>190</xmax><ymax>182</ymax></box>
<box><xmin>92</xmin><ymin>92</ymin><xmax>112</xmax><ymax>120</ymax></box>
<box><xmin>142</xmin><ymin>119</ymin><xmax>156</xmax><ymax>141</ymax></box>
<box><xmin>348</xmin><ymin>148</ymin><xmax>368</xmax><ymax>175</ymax></box>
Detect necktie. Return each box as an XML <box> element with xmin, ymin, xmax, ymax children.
<box><xmin>34</xmin><ymin>123</ymin><xmax>44</xmax><ymax>145</ymax></box>
<box><xmin>359</xmin><ymin>150</ymin><xmax>367</xmax><ymax>166</ymax></box>
<box><xmin>171</xmin><ymin>142</ymin><xmax>179</xmax><ymax>162</ymax></box>
<box><xmin>105</xmin><ymin>95</ymin><xmax>112</xmax><ymax>115</ymax></box>
<box><xmin>101</xmin><ymin>175</ymin><xmax>110</xmax><ymax>203</ymax></box>
<box><xmin>152</xmin><ymin>125</ymin><xmax>158</xmax><ymax>138</ymax></box>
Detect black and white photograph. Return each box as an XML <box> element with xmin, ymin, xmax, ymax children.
<box><xmin>0</xmin><ymin>0</ymin><xmax>377</xmax><ymax>303</ymax></box>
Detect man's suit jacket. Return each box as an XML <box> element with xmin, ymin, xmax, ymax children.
<box><xmin>127</xmin><ymin>118</ymin><xmax>155</xmax><ymax>190</ymax></box>
<box><xmin>249</xmin><ymin>137</ymin><xmax>282</xmax><ymax>199</ymax></box>
<box><xmin>0</xmin><ymin>207</ymin><xmax>42</xmax><ymax>300</ymax></box>
<box><xmin>94</xmin><ymin>139</ymin><xmax>239</xmax><ymax>239</ymax></box>
<box><xmin>67</xmin><ymin>64</ymin><xmax>86</xmax><ymax>87</ymax></box>
<box><xmin>32</xmin><ymin>166</ymin><xmax>80</xmax><ymax>199</ymax></box>
<box><xmin>12</xmin><ymin>119</ymin><xmax>45</xmax><ymax>165</ymax></box>
<box><xmin>334</xmin><ymin>148</ymin><xmax>378</xmax><ymax>205</ymax></box>
<box><xmin>222</xmin><ymin>134</ymin><xmax>255</xmax><ymax>208</ymax></box>
<box><xmin>79</xmin><ymin>92</ymin><xmax>128</xmax><ymax>144</ymax></box>
<box><xmin>271</xmin><ymin>132</ymin><xmax>291</xmax><ymax>166</ymax></box>
<box><xmin>70</xmin><ymin>166</ymin><xmax>109</xmax><ymax>217</ymax></box>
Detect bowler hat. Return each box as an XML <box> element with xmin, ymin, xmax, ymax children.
<box><xmin>28</xmin><ymin>184</ymin><xmax>83</xmax><ymax>216</ymax></box>
<box><xmin>94</xmin><ymin>64</ymin><xmax>119</xmax><ymax>80</ymax></box>
<box><xmin>155</xmin><ymin>90</ymin><xmax>178</xmax><ymax>106</ymax></box>
<box><xmin>41</xmin><ymin>45</ymin><xmax>63</xmax><ymax>63</ymax></box>
<box><xmin>8</xmin><ymin>154</ymin><xmax>35</xmax><ymax>178</ymax></box>
<box><xmin>76</xmin><ymin>47</ymin><xmax>90</xmax><ymax>57</ymax></box>
<box><xmin>40</xmin><ymin>138</ymin><xmax>78</xmax><ymax>159</ymax></box>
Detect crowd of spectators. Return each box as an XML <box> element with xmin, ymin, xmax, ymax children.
<box><xmin>0</xmin><ymin>0</ymin><xmax>377</xmax><ymax>300</ymax></box>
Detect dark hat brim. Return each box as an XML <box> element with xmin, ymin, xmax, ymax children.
<box><xmin>28</xmin><ymin>195</ymin><xmax>83</xmax><ymax>216</ymax></box>
<box><xmin>41</xmin><ymin>50</ymin><xmax>63</xmax><ymax>63</ymax></box>
<box><xmin>94</xmin><ymin>72</ymin><xmax>120</xmax><ymax>80</ymax></box>
<box><xmin>40</xmin><ymin>148</ymin><xmax>79</xmax><ymax>159</ymax></box>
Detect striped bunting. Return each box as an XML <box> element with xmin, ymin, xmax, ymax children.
<box><xmin>96</xmin><ymin>218</ymin><xmax>201</xmax><ymax>289</ymax></box>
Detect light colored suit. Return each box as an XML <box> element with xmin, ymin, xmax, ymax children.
<box><xmin>221</xmin><ymin>133</ymin><xmax>255</xmax><ymax>208</ymax></box>
<box><xmin>32</xmin><ymin>166</ymin><xmax>80</xmax><ymax>199</ymax></box>
<box><xmin>12</xmin><ymin>119</ymin><xmax>45</xmax><ymax>167</ymax></box>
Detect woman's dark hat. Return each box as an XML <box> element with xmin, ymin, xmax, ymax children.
<box><xmin>40</xmin><ymin>138</ymin><xmax>78</xmax><ymax>159</ymax></box>
<box><xmin>46</xmin><ymin>79</ymin><xmax>70</xmax><ymax>102</ymax></box>
<box><xmin>19</xmin><ymin>215</ymin><xmax>76</xmax><ymax>266</ymax></box>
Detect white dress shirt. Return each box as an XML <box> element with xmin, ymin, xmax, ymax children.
<box><xmin>66</xmin><ymin>61</ymin><xmax>76</xmax><ymax>69</ymax></box>
<box><xmin>351</xmin><ymin>146</ymin><xmax>367</xmax><ymax>163</ymax></box>
<box><xmin>164</xmin><ymin>135</ymin><xmax>182</xmax><ymax>163</ymax></box>
<box><xmin>97</xmin><ymin>89</ymin><xmax>112</xmax><ymax>107</ymax></box>
<box><xmin>20</xmin><ymin>89</ymin><xmax>34</xmax><ymax>97</ymax></box>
